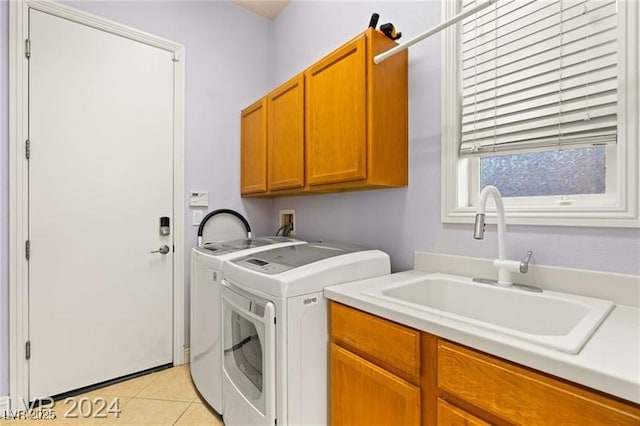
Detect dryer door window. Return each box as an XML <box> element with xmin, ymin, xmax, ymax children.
<box><xmin>229</xmin><ymin>311</ymin><xmax>263</xmax><ymax>392</ymax></box>
<box><xmin>222</xmin><ymin>284</ymin><xmax>275</xmax><ymax>417</ymax></box>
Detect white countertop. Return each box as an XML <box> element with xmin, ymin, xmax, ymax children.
<box><xmin>324</xmin><ymin>270</ymin><xmax>640</xmax><ymax>404</ymax></box>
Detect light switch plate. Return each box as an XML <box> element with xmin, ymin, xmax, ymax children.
<box><xmin>193</xmin><ymin>210</ymin><xmax>203</xmax><ymax>226</ymax></box>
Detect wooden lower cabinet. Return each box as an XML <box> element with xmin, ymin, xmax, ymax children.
<box><xmin>331</xmin><ymin>301</ymin><xmax>420</xmax><ymax>382</ymax></box>
<box><xmin>437</xmin><ymin>399</ymin><xmax>490</xmax><ymax>426</ymax></box>
<box><xmin>330</xmin><ymin>343</ymin><xmax>421</xmax><ymax>426</ymax></box>
<box><xmin>434</xmin><ymin>340</ymin><xmax>640</xmax><ymax>426</ymax></box>
<box><xmin>330</xmin><ymin>301</ymin><xmax>421</xmax><ymax>425</ymax></box>
<box><xmin>329</xmin><ymin>302</ymin><xmax>640</xmax><ymax>426</ymax></box>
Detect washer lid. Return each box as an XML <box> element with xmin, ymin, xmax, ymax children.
<box><xmin>201</xmin><ymin>236</ymin><xmax>298</xmax><ymax>255</ymax></box>
<box><xmin>231</xmin><ymin>242</ymin><xmax>368</xmax><ymax>274</ymax></box>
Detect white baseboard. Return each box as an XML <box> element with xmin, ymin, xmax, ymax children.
<box><xmin>0</xmin><ymin>395</ymin><xmax>9</xmax><ymax>413</ymax></box>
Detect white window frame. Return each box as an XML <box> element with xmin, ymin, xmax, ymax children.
<box><xmin>441</xmin><ymin>0</ymin><xmax>639</xmax><ymax>227</ymax></box>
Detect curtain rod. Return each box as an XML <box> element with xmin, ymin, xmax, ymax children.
<box><xmin>373</xmin><ymin>0</ymin><xmax>498</xmax><ymax>65</ymax></box>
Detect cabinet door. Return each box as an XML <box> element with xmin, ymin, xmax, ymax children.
<box><xmin>240</xmin><ymin>98</ymin><xmax>267</xmax><ymax>194</ymax></box>
<box><xmin>331</xmin><ymin>343</ymin><xmax>420</xmax><ymax>426</ymax></box>
<box><xmin>306</xmin><ymin>35</ymin><xmax>366</xmax><ymax>186</ymax></box>
<box><xmin>438</xmin><ymin>341</ymin><xmax>640</xmax><ymax>425</ymax></box>
<box><xmin>437</xmin><ymin>399</ymin><xmax>490</xmax><ymax>426</ymax></box>
<box><xmin>331</xmin><ymin>301</ymin><xmax>420</xmax><ymax>383</ymax></box>
<box><xmin>268</xmin><ymin>75</ymin><xmax>304</xmax><ymax>191</ymax></box>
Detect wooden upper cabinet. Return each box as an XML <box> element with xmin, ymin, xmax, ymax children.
<box><xmin>306</xmin><ymin>35</ymin><xmax>367</xmax><ymax>185</ymax></box>
<box><xmin>240</xmin><ymin>98</ymin><xmax>267</xmax><ymax>195</ymax></box>
<box><xmin>267</xmin><ymin>74</ymin><xmax>305</xmax><ymax>191</ymax></box>
<box><xmin>240</xmin><ymin>28</ymin><xmax>407</xmax><ymax>197</ymax></box>
<box><xmin>305</xmin><ymin>28</ymin><xmax>408</xmax><ymax>190</ymax></box>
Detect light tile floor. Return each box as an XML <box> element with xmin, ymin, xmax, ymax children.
<box><xmin>1</xmin><ymin>365</ymin><xmax>224</xmax><ymax>425</ymax></box>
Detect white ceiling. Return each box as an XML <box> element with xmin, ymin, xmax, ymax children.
<box><xmin>230</xmin><ymin>0</ymin><xmax>291</xmax><ymax>20</ymax></box>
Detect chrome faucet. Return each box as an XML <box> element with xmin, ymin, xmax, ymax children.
<box><xmin>474</xmin><ymin>185</ymin><xmax>532</xmax><ymax>286</ymax></box>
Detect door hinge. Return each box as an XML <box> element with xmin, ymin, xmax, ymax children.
<box><xmin>25</xmin><ymin>240</ymin><xmax>30</xmax><ymax>260</ymax></box>
<box><xmin>25</xmin><ymin>39</ymin><xmax>31</xmax><ymax>59</ymax></box>
<box><xmin>26</xmin><ymin>341</ymin><xmax>31</xmax><ymax>360</ymax></box>
<box><xmin>25</xmin><ymin>139</ymin><xmax>30</xmax><ymax>159</ymax></box>
<box><xmin>172</xmin><ymin>51</ymin><xmax>180</xmax><ymax>62</ymax></box>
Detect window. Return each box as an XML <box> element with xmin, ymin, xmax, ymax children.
<box><xmin>441</xmin><ymin>0</ymin><xmax>639</xmax><ymax>227</ymax></box>
<box><xmin>480</xmin><ymin>147</ymin><xmax>606</xmax><ymax>197</ymax></box>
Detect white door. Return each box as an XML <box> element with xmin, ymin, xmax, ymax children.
<box><xmin>28</xmin><ymin>9</ymin><xmax>175</xmax><ymax>399</ymax></box>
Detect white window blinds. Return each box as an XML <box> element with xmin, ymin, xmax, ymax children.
<box><xmin>459</xmin><ymin>0</ymin><xmax>618</xmax><ymax>157</ymax></box>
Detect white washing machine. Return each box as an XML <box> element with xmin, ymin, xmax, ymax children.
<box><xmin>221</xmin><ymin>243</ymin><xmax>390</xmax><ymax>426</ymax></box>
<box><xmin>190</xmin><ymin>236</ymin><xmax>305</xmax><ymax>414</ymax></box>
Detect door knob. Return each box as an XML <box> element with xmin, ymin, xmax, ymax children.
<box><xmin>151</xmin><ymin>245</ymin><xmax>170</xmax><ymax>254</ymax></box>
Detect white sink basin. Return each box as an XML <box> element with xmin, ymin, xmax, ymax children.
<box><xmin>361</xmin><ymin>273</ymin><xmax>614</xmax><ymax>354</ymax></box>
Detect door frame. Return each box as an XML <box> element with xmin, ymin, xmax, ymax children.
<box><xmin>8</xmin><ymin>0</ymin><xmax>185</xmax><ymax>406</ymax></box>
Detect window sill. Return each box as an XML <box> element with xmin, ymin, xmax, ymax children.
<box><xmin>442</xmin><ymin>206</ymin><xmax>640</xmax><ymax>228</ymax></box>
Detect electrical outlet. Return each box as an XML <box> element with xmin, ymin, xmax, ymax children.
<box><xmin>279</xmin><ymin>209</ymin><xmax>296</xmax><ymax>236</ymax></box>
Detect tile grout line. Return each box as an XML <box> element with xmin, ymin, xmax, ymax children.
<box><xmin>170</xmin><ymin>402</ymin><xmax>193</xmax><ymax>426</ymax></box>
<box><xmin>131</xmin><ymin>396</ymin><xmax>196</xmax><ymax>403</ymax></box>
<box><xmin>131</xmin><ymin>371</ymin><xmax>164</xmax><ymax>398</ymax></box>
<box><xmin>74</xmin><ymin>366</ymin><xmax>203</xmax><ymax>425</ymax></box>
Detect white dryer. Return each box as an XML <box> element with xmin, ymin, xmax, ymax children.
<box><xmin>190</xmin><ymin>236</ymin><xmax>305</xmax><ymax>414</ymax></box>
<box><xmin>221</xmin><ymin>243</ymin><xmax>390</xmax><ymax>426</ymax></box>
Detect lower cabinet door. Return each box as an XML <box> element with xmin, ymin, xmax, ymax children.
<box><xmin>437</xmin><ymin>399</ymin><xmax>491</xmax><ymax>426</ymax></box>
<box><xmin>437</xmin><ymin>340</ymin><xmax>640</xmax><ymax>425</ymax></box>
<box><xmin>330</xmin><ymin>343</ymin><xmax>420</xmax><ymax>426</ymax></box>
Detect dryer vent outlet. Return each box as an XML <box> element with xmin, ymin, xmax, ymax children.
<box><xmin>279</xmin><ymin>209</ymin><xmax>296</xmax><ymax>236</ymax></box>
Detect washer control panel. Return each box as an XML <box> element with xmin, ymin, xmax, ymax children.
<box><xmin>231</xmin><ymin>243</ymin><xmax>364</xmax><ymax>275</ymax></box>
<box><xmin>234</xmin><ymin>257</ymin><xmax>292</xmax><ymax>275</ymax></box>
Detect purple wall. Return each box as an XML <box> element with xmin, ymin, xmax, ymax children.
<box><xmin>269</xmin><ymin>1</ymin><xmax>640</xmax><ymax>274</ymax></box>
